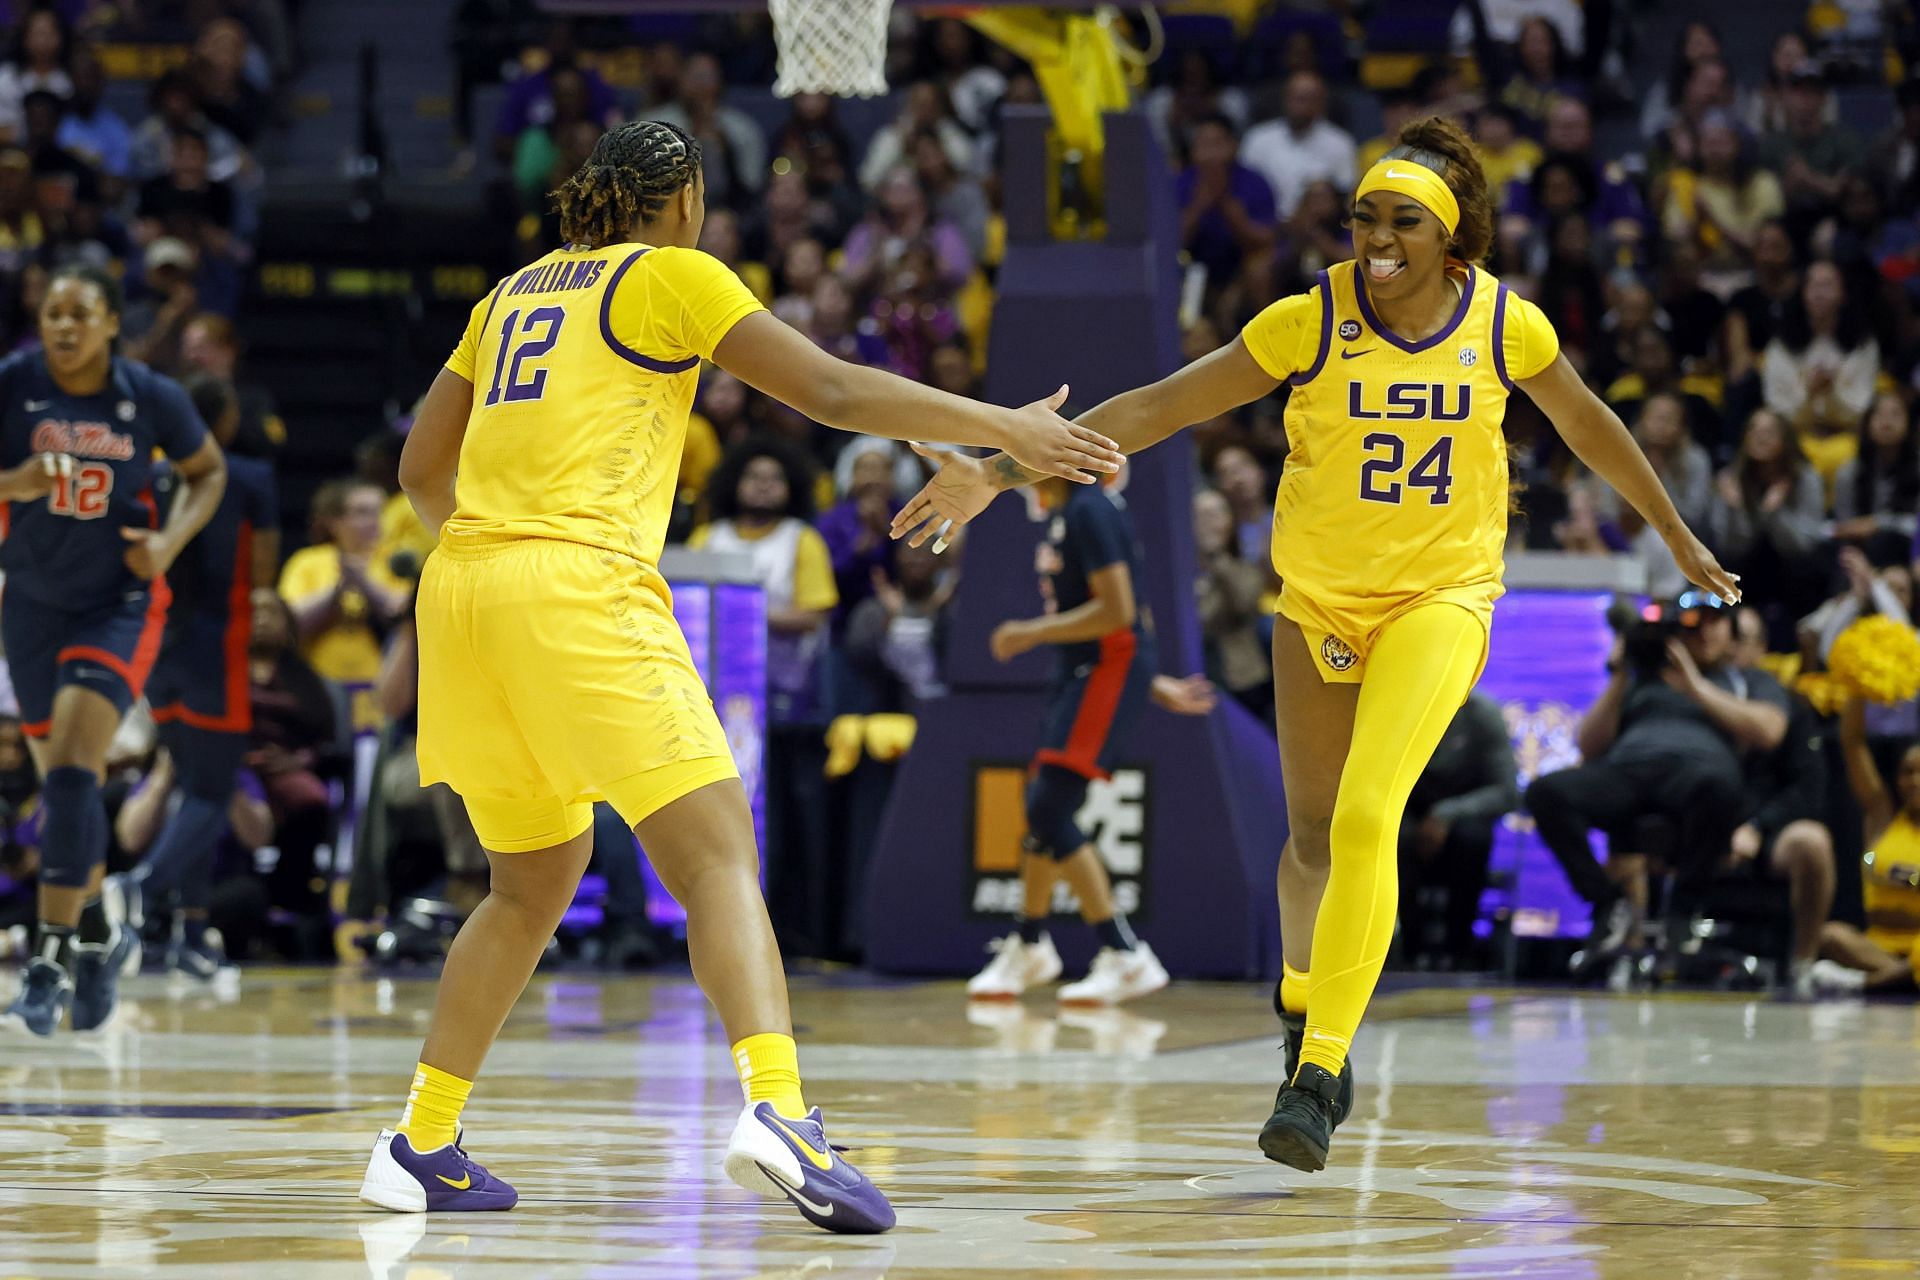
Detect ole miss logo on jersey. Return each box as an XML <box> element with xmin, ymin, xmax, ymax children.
<box><xmin>29</xmin><ymin>418</ymin><xmax>135</xmax><ymax>460</ymax></box>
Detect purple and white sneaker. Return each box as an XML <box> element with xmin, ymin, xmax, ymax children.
<box><xmin>358</xmin><ymin>1130</ymin><xmax>518</xmax><ymax>1212</ymax></box>
<box><xmin>723</xmin><ymin>1101</ymin><xmax>895</xmax><ymax>1234</ymax></box>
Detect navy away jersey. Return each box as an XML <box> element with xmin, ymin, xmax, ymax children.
<box><xmin>0</xmin><ymin>352</ymin><xmax>208</xmax><ymax>609</ymax></box>
<box><xmin>1040</xmin><ymin>483</ymin><xmax>1148</xmax><ymax>672</ymax></box>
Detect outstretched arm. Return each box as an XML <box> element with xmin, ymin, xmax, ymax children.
<box><xmin>1521</xmin><ymin>354</ymin><xmax>1740</xmax><ymax>602</ymax></box>
<box><xmin>713</xmin><ymin>311</ymin><xmax>1122</xmax><ymax>483</ymax></box>
<box><xmin>1839</xmin><ymin>696</ymin><xmax>1896</xmax><ymax>844</ymax></box>
<box><xmin>891</xmin><ymin>338</ymin><xmax>1280</xmax><ymax>547</ymax></box>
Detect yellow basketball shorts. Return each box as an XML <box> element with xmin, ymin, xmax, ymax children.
<box><xmin>415</xmin><ymin>538</ymin><xmax>739</xmax><ymax>852</ymax></box>
<box><xmin>1279</xmin><ymin>584</ymin><xmax>1495</xmax><ymax>686</ymax></box>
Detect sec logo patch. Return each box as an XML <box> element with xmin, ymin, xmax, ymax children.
<box><xmin>1458</xmin><ymin>348</ymin><xmax>1478</xmax><ymax>367</ymax></box>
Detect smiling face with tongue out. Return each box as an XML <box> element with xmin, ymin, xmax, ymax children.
<box><xmin>1348</xmin><ymin>187</ymin><xmax>1451</xmax><ymax>308</ymax></box>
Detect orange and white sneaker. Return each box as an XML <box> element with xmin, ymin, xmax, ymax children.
<box><xmin>965</xmin><ymin>932</ymin><xmax>1063</xmax><ymax>999</ymax></box>
<box><xmin>1058</xmin><ymin>942</ymin><xmax>1169</xmax><ymax>1006</ymax></box>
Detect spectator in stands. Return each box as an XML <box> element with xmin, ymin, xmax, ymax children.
<box><xmin>841</xmin><ymin>166</ymin><xmax>971</xmax><ymax>298</ymax></box>
<box><xmin>1490</xmin><ymin>16</ymin><xmax>1583</xmax><ymax>139</ymax></box>
<box><xmin>1663</xmin><ymin>113</ymin><xmax>1784</xmax><ymax>298</ymax></box>
<box><xmin>1819</xmin><ymin>702</ymin><xmax>1920</xmax><ymax>993</ymax></box>
<box><xmin>1535</xmin><ymin>212</ymin><xmax>1604</xmax><ymax>368</ymax></box>
<box><xmin>0</xmin><ymin>5</ymin><xmax>70</xmax><ymax>145</ymax></box>
<box><xmin>1833</xmin><ymin>393</ymin><xmax>1920</xmax><ymax>557</ymax></box>
<box><xmin>1356</xmin><ymin>88</ymin><xmax>1419</xmax><ymax>175</ymax></box>
<box><xmin>189</xmin><ymin>16</ymin><xmax>269</xmax><ymax>147</ymax></box>
<box><xmin>135</xmin><ymin>123</ymin><xmax>241</xmax><ymax>318</ymax></box>
<box><xmin>1871</xmin><ymin>72</ymin><xmax>1920</xmax><ymax>210</ymax></box>
<box><xmin>489</xmin><ymin>20</ymin><xmax>618</xmax><ymax>165</ymax></box>
<box><xmin>1640</xmin><ymin>20</ymin><xmax>1740</xmax><ymax>142</ymax></box>
<box><xmin>279</xmin><ymin>478</ymin><xmax>408</xmax><ymax>688</ymax></box>
<box><xmin>1472</xmin><ymin>103</ymin><xmax>1541</xmax><ymax>195</ymax></box>
<box><xmin>844</xmin><ymin>535</ymin><xmax>953</xmax><ymax>710</ymax></box>
<box><xmin>859</xmin><ymin>79</ymin><xmax>972</xmax><ymax>193</ymax></box>
<box><xmin>1595</xmin><ymin>392</ymin><xmax>1714</xmax><ymax>595</ymax></box>
<box><xmin>652</xmin><ymin>51</ymin><xmax>766</xmax><ymax>211</ymax></box>
<box><xmin>771</xmin><ymin>235</ymin><xmax>825</xmax><ymax>328</ymax></box>
<box><xmin>867</xmin><ymin>241</ymin><xmax>957</xmax><ymax>380</ymax></box>
<box><xmin>131</xmin><ymin>68</ymin><xmax>244</xmax><ymax>186</ymax></box>
<box><xmin>1724</xmin><ymin>220</ymin><xmax>1800</xmax><ymax>387</ymax></box>
<box><xmin>180</xmin><ymin>312</ymin><xmax>283</xmax><ymax>458</ymax></box>
<box><xmin>919</xmin><ymin>18</ymin><xmax>1006</xmax><ymax>136</ymax></box>
<box><xmin>1802</xmin><ymin>545</ymin><xmax>1914</xmax><ymax>676</ymax></box>
<box><xmin>819</xmin><ymin>438</ymin><xmax>900</xmax><ymax>627</ymax></box>
<box><xmin>806</xmin><ymin>273</ymin><xmax>889</xmax><ymax>367</ymax></box>
<box><xmin>1528</xmin><ymin>595</ymin><xmax>1790</xmax><ymax>964</ymax></box>
<box><xmin>1658</xmin><ymin>237</ymin><xmax>1727</xmax><ymax>370</ymax></box>
<box><xmin>1506</xmin><ymin>97</ymin><xmax>1650</xmax><ymax>254</ymax></box>
<box><xmin>244</xmin><ymin>593</ymin><xmax>339</xmax><ymax>926</ymax></box>
<box><xmin>1177</xmin><ymin>113</ymin><xmax>1276</xmax><ymax>290</ymax></box>
<box><xmin>1210</xmin><ymin>442</ymin><xmax>1271</xmax><ymax>566</ymax></box>
<box><xmin>121</xmin><ymin>236</ymin><xmax>198</xmax><ymax>372</ymax></box>
<box><xmin>1397</xmin><ymin>691</ymin><xmax>1518</xmax><ymax>970</ymax></box>
<box><xmin>1724</xmin><ymin>602</ymin><xmax>1843</xmax><ymax>997</ymax></box>
<box><xmin>1276</xmin><ymin>176</ymin><xmax>1349</xmax><ymax>281</ymax></box>
<box><xmin>697</xmin><ymin>206</ymin><xmax>771</xmax><ymax>303</ymax></box>
<box><xmin>1146</xmin><ymin>48</ymin><xmax>1250</xmax><ymax>164</ymax></box>
<box><xmin>54</xmin><ymin>45</ymin><xmax>128</xmax><ymax>198</ymax></box>
<box><xmin>1748</xmin><ymin>31</ymin><xmax>1824</xmax><ymax>137</ymax></box>
<box><xmin>515</xmin><ymin>116</ymin><xmax>599</xmax><ymax>255</ymax></box>
<box><xmin>1193</xmin><ymin>487</ymin><xmax>1271</xmax><ymax>718</ymax></box>
<box><xmin>771</xmin><ymin>93</ymin><xmax>862</xmax><ymax>230</ymax></box>
<box><xmin>1761</xmin><ymin>62</ymin><xmax>1865</xmax><ymax>224</ymax></box>
<box><xmin>911</xmin><ymin>125</ymin><xmax>989</xmax><ymax>263</ymax></box>
<box><xmin>0</xmin><ymin>145</ymin><xmax>41</xmax><ymax>277</ymax></box>
<box><xmin>743</xmin><ymin>166</ymin><xmax>843</xmax><ymax>269</ymax></box>
<box><xmin>1605</xmin><ymin>326</ymin><xmax>1723</xmax><ymax>457</ymax></box>
<box><xmin>509</xmin><ymin>63</ymin><xmax>602</xmax><ymax>211</ymax></box>
<box><xmin>1710</xmin><ymin>408</ymin><xmax>1829</xmax><ymax>639</ymax></box>
<box><xmin>20</xmin><ymin>88</ymin><xmax>83</xmax><ymax>187</ymax></box>
<box><xmin>1239</xmin><ymin>69</ymin><xmax>1354</xmax><ymax>219</ymax></box>
<box><xmin>1763</xmin><ymin>260</ymin><xmax>1878</xmax><ymax>486</ymax></box>
<box><xmin>693</xmin><ymin>439</ymin><xmax>837</xmax><ymax>723</ymax></box>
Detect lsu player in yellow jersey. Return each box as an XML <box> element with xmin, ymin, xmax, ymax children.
<box><xmin>1818</xmin><ymin>698</ymin><xmax>1920</xmax><ymax>993</ymax></box>
<box><xmin>354</xmin><ymin>121</ymin><xmax>1124</xmax><ymax>1232</ymax></box>
<box><xmin>893</xmin><ymin>116</ymin><xmax>1739</xmax><ymax>1172</ymax></box>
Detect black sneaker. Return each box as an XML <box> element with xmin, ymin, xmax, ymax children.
<box><xmin>1259</xmin><ymin>1062</ymin><xmax>1341</xmax><ymax>1172</ymax></box>
<box><xmin>1271</xmin><ymin>980</ymin><xmax>1354</xmax><ymax>1129</ymax></box>
<box><xmin>1570</xmin><ymin>897</ymin><xmax>1634</xmax><ymax>981</ymax></box>
<box><xmin>4</xmin><ymin>958</ymin><xmax>73</xmax><ymax>1037</ymax></box>
<box><xmin>70</xmin><ymin>924</ymin><xmax>137</xmax><ymax>1031</ymax></box>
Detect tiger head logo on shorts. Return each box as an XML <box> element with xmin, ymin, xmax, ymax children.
<box><xmin>1321</xmin><ymin>635</ymin><xmax>1359</xmax><ymax>672</ymax></box>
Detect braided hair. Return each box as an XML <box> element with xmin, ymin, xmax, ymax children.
<box><xmin>554</xmin><ymin>120</ymin><xmax>703</xmax><ymax>249</ymax></box>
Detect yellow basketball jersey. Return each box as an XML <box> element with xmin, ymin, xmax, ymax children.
<box><xmin>441</xmin><ymin>242</ymin><xmax>764</xmax><ymax>580</ymax></box>
<box><xmin>1863</xmin><ymin>812</ymin><xmax>1920</xmax><ymax>950</ymax></box>
<box><xmin>1241</xmin><ymin>260</ymin><xmax>1559</xmax><ymax>634</ymax></box>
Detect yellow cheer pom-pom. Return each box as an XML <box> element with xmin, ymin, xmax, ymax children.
<box><xmin>1794</xmin><ymin>671</ymin><xmax>1850</xmax><ymax>717</ymax></box>
<box><xmin>1827</xmin><ymin>615</ymin><xmax>1920</xmax><ymax>706</ymax></box>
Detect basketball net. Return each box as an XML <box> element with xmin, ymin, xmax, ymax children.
<box><xmin>769</xmin><ymin>0</ymin><xmax>893</xmax><ymax>98</ymax></box>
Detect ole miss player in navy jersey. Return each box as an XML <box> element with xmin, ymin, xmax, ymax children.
<box><xmin>0</xmin><ymin>265</ymin><xmax>226</xmax><ymax>1036</ymax></box>
<box><xmin>119</xmin><ymin>374</ymin><xmax>277</xmax><ymax>978</ymax></box>
<box><xmin>964</xmin><ymin>469</ymin><xmax>1215</xmax><ymax>1007</ymax></box>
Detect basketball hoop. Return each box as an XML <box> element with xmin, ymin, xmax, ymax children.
<box><xmin>769</xmin><ymin>0</ymin><xmax>893</xmax><ymax>98</ymax></box>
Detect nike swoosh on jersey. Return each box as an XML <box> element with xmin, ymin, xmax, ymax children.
<box><xmin>1340</xmin><ymin>348</ymin><xmax>1373</xmax><ymax>360</ymax></box>
<box><xmin>767</xmin><ymin>1114</ymin><xmax>835</xmax><ymax>1171</ymax></box>
<box><xmin>435</xmin><ymin>1171</ymin><xmax>472</xmax><ymax>1190</ymax></box>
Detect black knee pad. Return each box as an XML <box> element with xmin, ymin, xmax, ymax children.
<box><xmin>1024</xmin><ymin>768</ymin><xmax>1088</xmax><ymax>859</ymax></box>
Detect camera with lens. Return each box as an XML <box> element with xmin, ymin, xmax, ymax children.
<box><xmin>1611</xmin><ymin>591</ymin><xmax>1729</xmax><ymax>678</ymax></box>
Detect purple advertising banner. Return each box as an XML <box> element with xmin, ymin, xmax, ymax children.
<box><xmin>632</xmin><ymin>578</ymin><xmax>767</xmax><ymax>931</ymax></box>
<box><xmin>1477</xmin><ymin>589</ymin><xmax>1618</xmax><ymax>940</ymax></box>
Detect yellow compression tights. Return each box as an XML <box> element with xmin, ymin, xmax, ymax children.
<box><xmin>1298</xmin><ymin>603</ymin><xmax>1486</xmax><ymax>1079</ymax></box>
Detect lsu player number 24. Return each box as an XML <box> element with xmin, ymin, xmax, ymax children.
<box><xmin>892</xmin><ymin>115</ymin><xmax>1738</xmax><ymax>1175</ymax></box>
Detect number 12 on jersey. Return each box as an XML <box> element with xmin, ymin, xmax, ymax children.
<box><xmin>1359</xmin><ymin>433</ymin><xmax>1454</xmax><ymax>505</ymax></box>
<box><xmin>485</xmin><ymin>306</ymin><xmax>565</xmax><ymax>406</ymax></box>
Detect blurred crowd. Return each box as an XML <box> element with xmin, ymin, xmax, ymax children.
<box><xmin>3</xmin><ymin>0</ymin><xmax>1918</xmax><ymax>987</ymax></box>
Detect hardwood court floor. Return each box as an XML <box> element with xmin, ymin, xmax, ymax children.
<box><xmin>1</xmin><ymin>968</ymin><xmax>1916</xmax><ymax>1278</ymax></box>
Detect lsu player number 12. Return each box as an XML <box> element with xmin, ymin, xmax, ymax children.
<box><xmin>356</xmin><ymin>118</ymin><xmax>1126</xmax><ymax>1234</ymax></box>
<box><xmin>891</xmin><ymin>115</ymin><xmax>1737</xmax><ymax>1176</ymax></box>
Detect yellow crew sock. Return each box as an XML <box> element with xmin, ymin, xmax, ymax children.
<box><xmin>396</xmin><ymin>1061</ymin><xmax>472</xmax><ymax>1152</ymax></box>
<box><xmin>1280</xmin><ymin>962</ymin><xmax>1311</xmax><ymax>1016</ymax></box>
<box><xmin>733</xmin><ymin>1031</ymin><xmax>807</xmax><ymax>1118</ymax></box>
